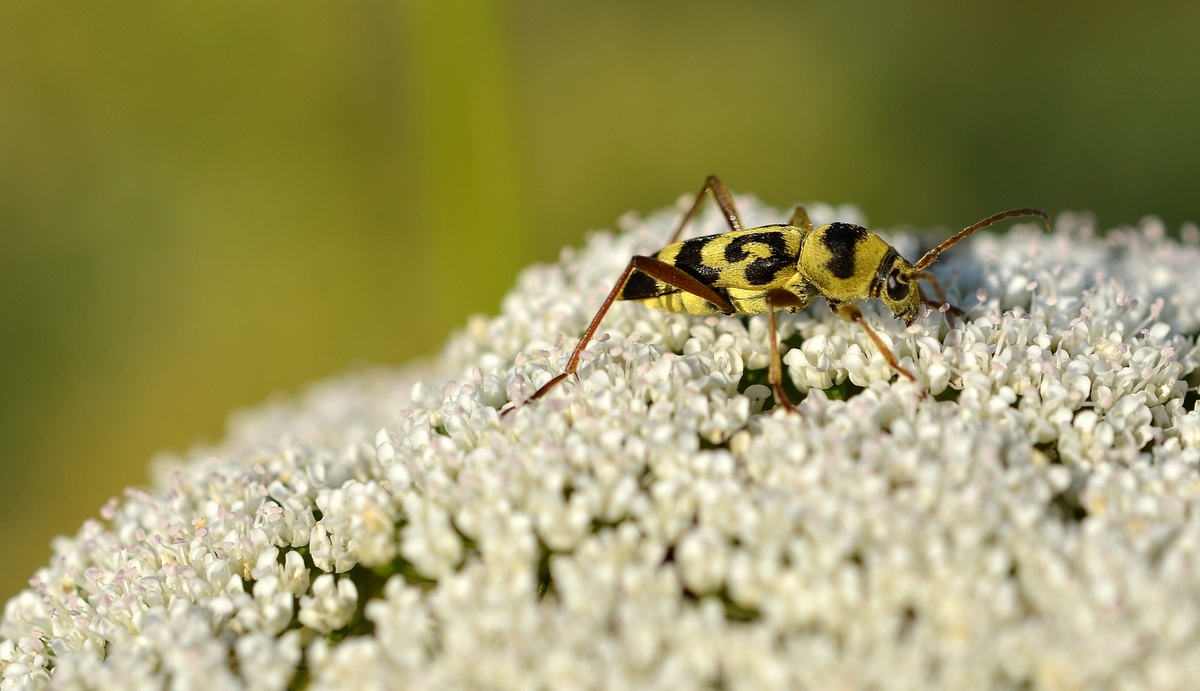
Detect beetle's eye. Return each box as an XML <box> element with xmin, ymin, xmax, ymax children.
<box><xmin>886</xmin><ymin>270</ymin><xmax>909</xmax><ymax>301</ymax></box>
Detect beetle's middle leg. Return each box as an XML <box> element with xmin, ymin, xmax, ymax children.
<box><xmin>762</xmin><ymin>290</ymin><xmax>810</xmax><ymax>414</ymax></box>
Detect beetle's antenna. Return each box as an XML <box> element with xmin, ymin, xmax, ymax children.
<box><xmin>913</xmin><ymin>208</ymin><xmax>1051</xmax><ymax>272</ymax></box>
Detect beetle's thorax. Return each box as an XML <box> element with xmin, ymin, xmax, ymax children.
<box><xmin>799</xmin><ymin>222</ymin><xmax>894</xmax><ymax>302</ymax></box>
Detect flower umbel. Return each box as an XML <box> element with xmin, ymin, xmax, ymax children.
<box><xmin>4</xmin><ymin>199</ymin><xmax>1200</xmax><ymax>690</ymax></box>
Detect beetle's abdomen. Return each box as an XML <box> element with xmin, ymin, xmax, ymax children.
<box><xmin>619</xmin><ymin>226</ymin><xmax>803</xmax><ymax>306</ymax></box>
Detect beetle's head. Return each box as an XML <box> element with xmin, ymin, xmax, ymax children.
<box><xmin>875</xmin><ymin>253</ymin><xmax>921</xmax><ymax>326</ymax></box>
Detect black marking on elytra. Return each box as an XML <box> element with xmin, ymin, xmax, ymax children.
<box><xmin>672</xmin><ymin>236</ymin><xmax>723</xmax><ymax>285</ymax></box>
<box><xmin>822</xmin><ymin>223</ymin><xmax>867</xmax><ymax>279</ymax></box>
<box><xmin>620</xmin><ymin>268</ymin><xmax>664</xmax><ymax>300</ymax></box>
<box><xmin>724</xmin><ymin>230</ymin><xmax>795</xmax><ymax>287</ymax></box>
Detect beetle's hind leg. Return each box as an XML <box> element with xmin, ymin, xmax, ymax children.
<box><xmin>505</xmin><ymin>256</ymin><xmax>735</xmax><ymax>415</ymax></box>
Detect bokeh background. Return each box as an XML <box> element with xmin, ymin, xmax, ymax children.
<box><xmin>2</xmin><ymin>1</ymin><xmax>1198</xmax><ymax>601</ymax></box>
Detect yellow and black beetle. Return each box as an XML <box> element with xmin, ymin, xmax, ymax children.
<box><xmin>512</xmin><ymin>175</ymin><xmax>1049</xmax><ymax>414</ymax></box>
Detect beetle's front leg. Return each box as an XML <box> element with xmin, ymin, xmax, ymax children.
<box><xmin>829</xmin><ymin>302</ymin><xmax>918</xmax><ymax>385</ymax></box>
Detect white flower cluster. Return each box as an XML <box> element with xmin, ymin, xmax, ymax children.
<box><xmin>4</xmin><ymin>196</ymin><xmax>1200</xmax><ymax>690</ymax></box>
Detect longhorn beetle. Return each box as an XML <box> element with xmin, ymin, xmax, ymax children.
<box><xmin>511</xmin><ymin>175</ymin><xmax>1050</xmax><ymax>414</ymax></box>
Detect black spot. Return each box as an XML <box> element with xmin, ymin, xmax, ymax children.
<box><xmin>620</xmin><ymin>268</ymin><xmax>663</xmax><ymax>300</ymax></box>
<box><xmin>725</xmin><ymin>231</ymin><xmax>795</xmax><ymax>286</ymax></box>
<box><xmin>822</xmin><ymin>223</ymin><xmax>868</xmax><ymax>279</ymax></box>
<box><xmin>672</xmin><ymin>237</ymin><xmax>722</xmax><ymax>284</ymax></box>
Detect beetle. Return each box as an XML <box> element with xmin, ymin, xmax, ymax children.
<box><xmin>510</xmin><ymin>175</ymin><xmax>1049</xmax><ymax>414</ymax></box>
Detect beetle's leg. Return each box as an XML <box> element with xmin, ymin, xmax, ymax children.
<box><xmin>914</xmin><ymin>272</ymin><xmax>966</xmax><ymax>322</ymax></box>
<box><xmin>506</xmin><ymin>256</ymin><xmax>735</xmax><ymax>414</ymax></box>
<box><xmin>917</xmin><ymin>287</ymin><xmax>967</xmax><ymax>323</ymax></box>
<box><xmin>764</xmin><ymin>290</ymin><xmax>808</xmax><ymax>414</ymax></box>
<box><xmin>913</xmin><ymin>271</ymin><xmax>947</xmax><ymax>303</ymax></box>
<box><xmin>786</xmin><ymin>205</ymin><xmax>813</xmax><ymax>233</ymax></box>
<box><xmin>830</xmin><ymin>302</ymin><xmax>919</xmax><ymax>386</ymax></box>
<box><xmin>668</xmin><ymin>175</ymin><xmax>744</xmax><ymax>244</ymax></box>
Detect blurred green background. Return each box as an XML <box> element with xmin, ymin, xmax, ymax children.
<box><xmin>2</xmin><ymin>1</ymin><xmax>1198</xmax><ymax>601</ymax></box>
